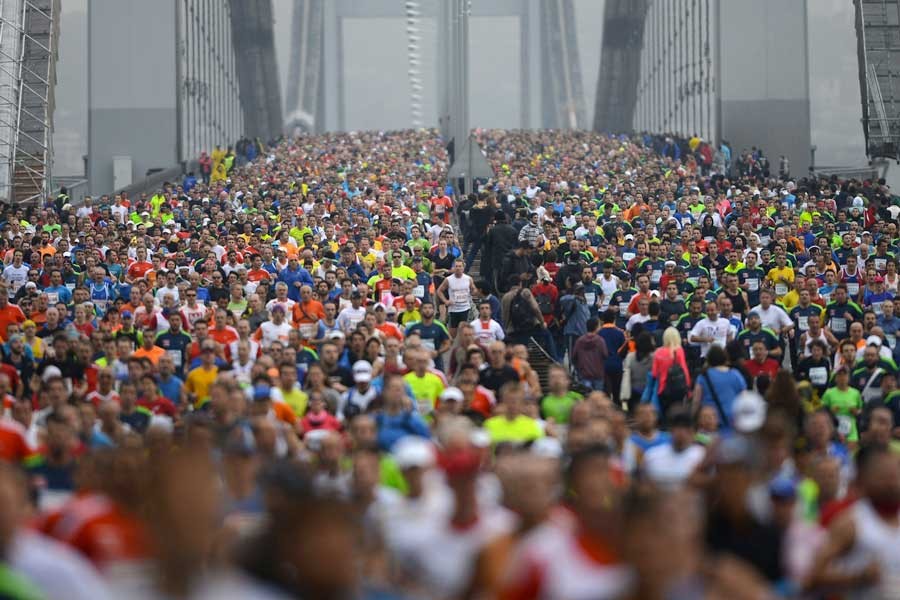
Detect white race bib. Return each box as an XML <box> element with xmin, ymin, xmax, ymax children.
<box><xmin>888</xmin><ymin>334</ymin><xmax>897</xmax><ymax>349</ymax></box>
<box><xmin>451</xmin><ymin>289</ymin><xmax>469</xmax><ymax>305</ymax></box>
<box><xmin>809</xmin><ymin>366</ymin><xmax>827</xmax><ymax>386</ymax></box>
<box><xmin>47</xmin><ymin>292</ymin><xmax>58</xmax><ymax>305</ymax></box>
<box><xmin>414</xmin><ymin>285</ymin><xmax>425</xmax><ymax>298</ymax></box>
<box><xmin>775</xmin><ymin>283</ymin><xmax>788</xmax><ymax>297</ymax></box>
<box><xmin>651</xmin><ymin>269</ymin><xmax>662</xmax><ymax>284</ymax></box>
<box><xmin>299</xmin><ymin>324</ymin><xmax>317</xmax><ymax>339</ymax></box>
<box><xmin>797</xmin><ymin>315</ymin><xmax>809</xmax><ymax>331</ymax></box>
<box><xmin>619</xmin><ymin>301</ymin><xmax>630</xmax><ymax>314</ymax></box>
<box><xmin>747</xmin><ymin>278</ymin><xmax>759</xmax><ymax>292</ymax></box>
<box><xmin>847</xmin><ymin>282</ymin><xmax>860</xmax><ymax>296</ymax></box>
<box><xmin>585</xmin><ymin>292</ymin><xmax>596</xmax><ymax>307</ymax></box>
<box><xmin>622</xmin><ymin>252</ymin><xmax>636</xmax><ymax>262</ymax></box>
<box><xmin>837</xmin><ymin>415</ymin><xmax>854</xmax><ymax>437</ymax></box>
<box><xmin>831</xmin><ymin>317</ymin><xmax>847</xmax><ymax>334</ymax></box>
<box><xmin>65</xmin><ymin>283</ymin><xmax>76</xmax><ymax>291</ymax></box>
<box><xmin>166</xmin><ymin>349</ymin><xmax>182</xmax><ymax>368</ymax></box>
<box><xmin>875</xmin><ymin>258</ymin><xmax>887</xmax><ymax>272</ymax></box>
<box><xmin>421</xmin><ymin>338</ymin><xmax>436</xmax><ymax>351</ymax></box>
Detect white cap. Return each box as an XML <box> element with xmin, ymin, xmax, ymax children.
<box><xmin>867</xmin><ymin>335</ymin><xmax>883</xmax><ymax>347</ymax></box>
<box><xmin>439</xmin><ymin>387</ymin><xmax>464</xmax><ymax>403</ymax></box>
<box><xmin>531</xmin><ymin>437</ymin><xmax>563</xmax><ymax>459</ymax></box>
<box><xmin>326</xmin><ymin>330</ymin><xmax>345</xmax><ymax>341</ymax></box>
<box><xmin>41</xmin><ymin>365</ymin><xmax>62</xmax><ymax>382</ymax></box>
<box><xmin>148</xmin><ymin>415</ymin><xmax>174</xmax><ymax>433</ymax></box>
<box><xmin>352</xmin><ymin>360</ymin><xmax>373</xmax><ymax>382</ymax></box>
<box><xmin>733</xmin><ymin>391</ymin><xmax>767</xmax><ymax>433</ymax></box>
<box><xmin>392</xmin><ymin>436</ymin><xmax>435</xmax><ymax>469</ymax></box>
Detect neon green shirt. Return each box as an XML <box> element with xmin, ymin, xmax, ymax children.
<box><xmin>821</xmin><ymin>386</ymin><xmax>862</xmax><ymax>442</ymax></box>
<box><xmin>540</xmin><ymin>391</ymin><xmax>583</xmax><ymax>424</ymax></box>
<box><xmin>484</xmin><ymin>415</ymin><xmax>544</xmax><ymax>444</ymax></box>
<box><xmin>403</xmin><ymin>371</ymin><xmax>445</xmax><ymax>413</ymax></box>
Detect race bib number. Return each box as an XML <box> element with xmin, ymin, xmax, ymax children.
<box><xmin>831</xmin><ymin>317</ymin><xmax>847</xmax><ymax>334</ymax></box>
<box><xmin>837</xmin><ymin>415</ymin><xmax>854</xmax><ymax>437</ymax></box>
<box><xmin>875</xmin><ymin>258</ymin><xmax>887</xmax><ymax>272</ymax></box>
<box><xmin>622</xmin><ymin>252</ymin><xmax>635</xmax><ymax>262</ymax></box>
<box><xmin>65</xmin><ymin>283</ymin><xmax>76</xmax><ymax>291</ymax></box>
<box><xmin>299</xmin><ymin>324</ymin><xmax>317</xmax><ymax>339</ymax></box>
<box><xmin>451</xmin><ymin>289</ymin><xmax>469</xmax><ymax>305</ymax></box>
<box><xmin>809</xmin><ymin>366</ymin><xmax>827</xmax><ymax>386</ymax></box>
<box><xmin>46</xmin><ymin>292</ymin><xmax>58</xmax><ymax>305</ymax></box>
<box><xmin>421</xmin><ymin>338</ymin><xmax>436</xmax><ymax>351</ymax></box>
<box><xmin>585</xmin><ymin>292</ymin><xmax>596</xmax><ymax>306</ymax></box>
<box><xmin>888</xmin><ymin>334</ymin><xmax>897</xmax><ymax>349</ymax></box>
<box><xmin>166</xmin><ymin>350</ymin><xmax>182</xmax><ymax>368</ymax></box>
<box><xmin>747</xmin><ymin>278</ymin><xmax>759</xmax><ymax>292</ymax></box>
<box><xmin>348</xmin><ymin>316</ymin><xmax>364</xmax><ymax>330</ymax></box>
<box><xmin>873</xmin><ymin>302</ymin><xmax>884</xmax><ymax>316</ymax></box>
<box><xmin>651</xmin><ymin>269</ymin><xmax>662</xmax><ymax>284</ymax></box>
<box><xmin>414</xmin><ymin>285</ymin><xmax>425</xmax><ymax>298</ymax></box>
<box><xmin>687</xmin><ymin>277</ymin><xmax>699</xmax><ymax>287</ymax></box>
<box><xmin>417</xmin><ymin>398</ymin><xmax>433</xmax><ymax>414</ymax></box>
<box><xmin>847</xmin><ymin>282</ymin><xmax>860</xmax><ymax>296</ymax></box>
<box><xmin>797</xmin><ymin>316</ymin><xmax>809</xmax><ymax>331</ymax></box>
<box><xmin>619</xmin><ymin>302</ymin><xmax>630</xmax><ymax>314</ymax></box>
<box><xmin>775</xmin><ymin>283</ymin><xmax>788</xmax><ymax>297</ymax></box>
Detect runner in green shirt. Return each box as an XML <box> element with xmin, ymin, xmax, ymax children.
<box><xmin>540</xmin><ymin>365</ymin><xmax>583</xmax><ymax>425</ymax></box>
<box><xmin>821</xmin><ymin>367</ymin><xmax>863</xmax><ymax>444</ymax></box>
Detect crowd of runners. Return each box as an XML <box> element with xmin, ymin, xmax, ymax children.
<box><xmin>0</xmin><ymin>127</ymin><xmax>898</xmax><ymax>598</ymax></box>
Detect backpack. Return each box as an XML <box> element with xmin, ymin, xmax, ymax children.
<box><xmin>509</xmin><ymin>289</ymin><xmax>539</xmax><ymax>329</ymax></box>
<box><xmin>663</xmin><ymin>350</ymin><xmax>688</xmax><ymax>401</ymax></box>
<box><xmin>534</xmin><ymin>290</ymin><xmax>554</xmax><ymax>316</ymax></box>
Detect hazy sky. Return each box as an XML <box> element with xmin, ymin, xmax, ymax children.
<box><xmin>53</xmin><ymin>0</ymin><xmax>868</xmax><ymax>175</ymax></box>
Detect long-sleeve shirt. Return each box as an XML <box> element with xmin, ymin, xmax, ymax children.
<box><xmin>277</xmin><ymin>266</ymin><xmax>314</xmax><ymax>301</ymax></box>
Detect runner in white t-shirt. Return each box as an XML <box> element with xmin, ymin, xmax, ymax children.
<box><xmin>437</xmin><ymin>259</ymin><xmax>476</xmax><ymax>336</ymax></box>
<box><xmin>689</xmin><ymin>301</ymin><xmax>734</xmax><ymax>357</ymax></box>
<box><xmin>470</xmin><ymin>302</ymin><xmax>505</xmax><ymax>344</ymax></box>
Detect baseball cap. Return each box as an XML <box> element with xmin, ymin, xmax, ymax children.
<box><xmin>714</xmin><ymin>434</ymin><xmax>758</xmax><ymax>467</ymax></box>
<box><xmin>373</xmin><ymin>302</ymin><xmax>386</xmax><ymax>311</ymax></box>
<box><xmin>439</xmin><ymin>387</ymin><xmax>464</xmax><ymax>403</ymax></box>
<box><xmin>251</xmin><ymin>384</ymin><xmax>272</xmax><ymax>402</ymax></box>
<box><xmin>392</xmin><ymin>436</ymin><xmax>436</xmax><ymax>470</ymax></box>
<box><xmin>24</xmin><ymin>281</ymin><xmax>36</xmax><ymax>290</ymax></box>
<box><xmin>769</xmin><ymin>475</ymin><xmax>797</xmax><ymax>500</ymax></box>
<box><xmin>531</xmin><ymin>437</ymin><xmax>563</xmax><ymax>459</ymax></box>
<box><xmin>121</xmin><ymin>310</ymin><xmax>133</xmax><ymax>319</ymax></box>
<box><xmin>327</xmin><ymin>330</ymin><xmax>345</xmax><ymax>341</ymax></box>
<box><xmin>867</xmin><ymin>335</ymin><xmax>883</xmax><ymax>347</ymax></box>
<box><xmin>41</xmin><ymin>365</ymin><xmax>62</xmax><ymax>382</ymax></box>
<box><xmin>625</xmin><ymin>234</ymin><xmax>634</xmax><ymax>240</ymax></box>
<box><xmin>733</xmin><ymin>391</ymin><xmax>767</xmax><ymax>433</ymax></box>
<box><xmin>352</xmin><ymin>360</ymin><xmax>373</xmax><ymax>382</ymax></box>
